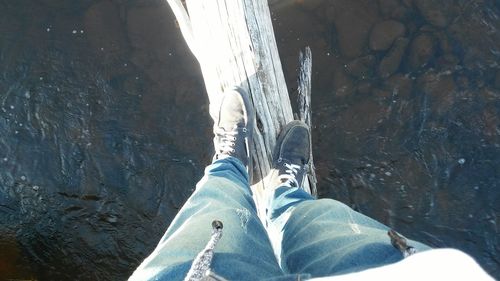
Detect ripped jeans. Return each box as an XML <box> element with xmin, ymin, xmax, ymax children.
<box><xmin>129</xmin><ymin>157</ymin><xmax>430</xmax><ymax>281</ymax></box>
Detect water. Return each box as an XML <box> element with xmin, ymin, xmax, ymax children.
<box><xmin>0</xmin><ymin>0</ymin><xmax>498</xmax><ymax>280</ymax></box>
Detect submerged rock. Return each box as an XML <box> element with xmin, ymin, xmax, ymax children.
<box><xmin>326</xmin><ymin>0</ymin><xmax>380</xmax><ymax>58</ymax></box>
<box><xmin>378</xmin><ymin>37</ymin><xmax>409</xmax><ymax>78</ymax></box>
<box><xmin>408</xmin><ymin>33</ymin><xmax>436</xmax><ymax>70</ymax></box>
<box><xmin>345</xmin><ymin>55</ymin><xmax>376</xmax><ymax>78</ymax></box>
<box><xmin>378</xmin><ymin>0</ymin><xmax>401</xmax><ymax>17</ymax></box>
<box><xmin>414</xmin><ymin>0</ymin><xmax>451</xmax><ymax>28</ymax></box>
<box><xmin>369</xmin><ymin>20</ymin><xmax>406</xmax><ymax>51</ymax></box>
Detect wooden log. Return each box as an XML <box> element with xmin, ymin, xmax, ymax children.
<box><xmin>297</xmin><ymin>47</ymin><xmax>317</xmax><ymax>197</ymax></box>
<box><xmin>166</xmin><ymin>0</ymin><xmax>316</xmax><ymax>219</ymax></box>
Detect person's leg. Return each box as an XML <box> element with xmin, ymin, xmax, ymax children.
<box><xmin>130</xmin><ymin>87</ymin><xmax>283</xmax><ymax>280</ymax></box>
<box><xmin>130</xmin><ymin>157</ymin><xmax>283</xmax><ymax>281</ymax></box>
<box><xmin>270</xmin><ymin>188</ymin><xmax>430</xmax><ymax>277</ymax></box>
<box><xmin>266</xmin><ymin>121</ymin><xmax>430</xmax><ymax>278</ymax></box>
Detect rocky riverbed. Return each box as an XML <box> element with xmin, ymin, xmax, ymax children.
<box><xmin>0</xmin><ymin>0</ymin><xmax>499</xmax><ymax>280</ymax></box>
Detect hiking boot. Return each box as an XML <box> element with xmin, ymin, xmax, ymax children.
<box><xmin>269</xmin><ymin>120</ymin><xmax>311</xmax><ymax>189</ymax></box>
<box><xmin>212</xmin><ymin>87</ymin><xmax>254</xmax><ymax>174</ymax></box>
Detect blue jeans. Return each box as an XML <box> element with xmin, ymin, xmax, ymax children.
<box><xmin>129</xmin><ymin>157</ymin><xmax>430</xmax><ymax>280</ymax></box>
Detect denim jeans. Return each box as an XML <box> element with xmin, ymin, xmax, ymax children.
<box><xmin>129</xmin><ymin>157</ymin><xmax>430</xmax><ymax>281</ymax></box>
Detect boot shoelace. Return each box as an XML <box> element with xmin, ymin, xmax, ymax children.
<box><xmin>278</xmin><ymin>161</ymin><xmax>301</xmax><ymax>187</ymax></box>
<box><xmin>215</xmin><ymin>126</ymin><xmax>246</xmax><ymax>156</ymax></box>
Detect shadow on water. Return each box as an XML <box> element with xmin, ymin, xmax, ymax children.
<box><xmin>0</xmin><ymin>0</ymin><xmax>498</xmax><ymax>280</ymax></box>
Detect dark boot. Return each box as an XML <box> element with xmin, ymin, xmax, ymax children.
<box><xmin>269</xmin><ymin>120</ymin><xmax>311</xmax><ymax>190</ymax></box>
<box><xmin>212</xmin><ymin>87</ymin><xmax>254</xmax><ymax>177</ymax></box>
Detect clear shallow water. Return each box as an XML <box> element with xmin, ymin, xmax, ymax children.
<box><xmin>0</xmin><ymin>0</ymin><xmax>498</xmax><ymax>280</ymax></box>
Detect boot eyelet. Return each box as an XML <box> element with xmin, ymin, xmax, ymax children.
<box><xmin>242</xmin><ymin>128</ymin><xmax>247</xmax><ymax>132</ymax></box>
<box><xmin>278</xmin><ymin>158</ymin><xmax>282</xmax><ymax>163</ymax></box>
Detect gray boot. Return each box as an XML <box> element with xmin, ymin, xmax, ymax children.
<box><xmin>212</xmin><ymin>87</ymin><xmax>254</xmax><ymax>176</ymax></box>
<box><xmin>269</xmin><ymin>120</ymin><xmax>311</xmax><ymax>189</ymax></box>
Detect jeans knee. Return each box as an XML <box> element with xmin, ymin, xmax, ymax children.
<box><xmin>298</xmin><ymin>198</ymin><xmax>349</xmax><ymax>214</ymax></box>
